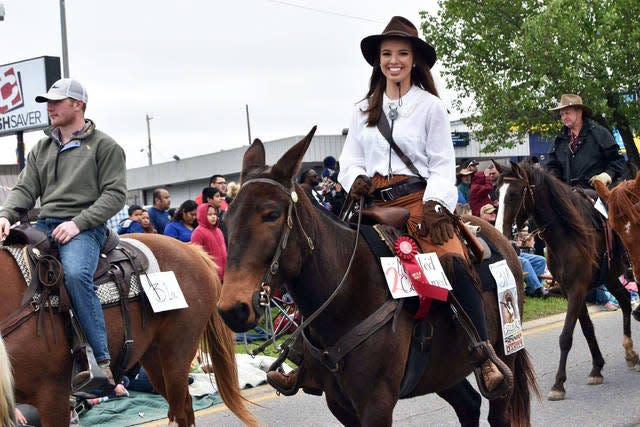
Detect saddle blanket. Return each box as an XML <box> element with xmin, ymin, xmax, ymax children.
<box><xmin>2</xmin><ymin>238</ymin><xmax>161</xmax><ymax>308</ymax></box>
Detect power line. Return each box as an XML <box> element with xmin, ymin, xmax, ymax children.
<box><xmin>266</xmin><ymin>0</ymin><xmax>383</xmax><ymax>24</ymax></box>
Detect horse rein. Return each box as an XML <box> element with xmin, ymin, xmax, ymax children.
<box><xmin>239</xmin><ymin>178</ymin><xmax>363</xmax><ymax>342</ymax></box>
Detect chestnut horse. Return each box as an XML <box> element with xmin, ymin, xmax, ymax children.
<box><xmin>495</xmin><ymin>161</ymin><xmax>635</xmax><ymax>401</ymax></box>
<box><xmin>0</xmin><ymin>336</ymin><xmax>15</xmax><ymax>427</ymax></box>
<box><xmin>0</xmin><ymin>234</ymin><xmax>256</xmax><ymax>427</ymax></box>
<box><xmin>594</xmin><ymin>171</ymin><xmax>640</xmax><ymax>320</ymax></box>
<box><xmin>218</xmin><ymin>128</ymin><xmax>538</xmax><ymax>426</ymax></box>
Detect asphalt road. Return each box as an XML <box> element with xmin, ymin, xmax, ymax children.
<box><xmin>144</xmin><ymin>308</ymin><xmax>640</xmax><ymax>426</ymax></box>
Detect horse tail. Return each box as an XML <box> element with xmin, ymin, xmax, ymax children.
<box><xmin>0</xmin><ymin>336</ymin><xmax>16</xmax><ymax>427</ymax></box>
<box><xmin>193</xmin><ymin>246</ymin><xmax>258</xmax><ymax>427</ymax></box>
<box><xmin>510</xmin><ymin>348</ymin><xmax>540</xmax><ymax>427</ymax></box>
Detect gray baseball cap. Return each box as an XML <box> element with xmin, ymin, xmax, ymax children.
<box><xmin>35</xmin><ymin>78</ymin><xmax>88</xmax><ymax>103</ymax></box>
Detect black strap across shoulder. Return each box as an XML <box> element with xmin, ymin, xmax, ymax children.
<box><xmin>377</xmin><ymin>112</ymin><xmax>426</xmax><ymax>181</ymax></box>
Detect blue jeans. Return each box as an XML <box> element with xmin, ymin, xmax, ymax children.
<box><xmin>35</xmin><ymin>218</ymin><xmax>110</xmax><ymax>362</ymax></box>
<box><xmin>519</xmin><ymin>252</ymin><xmax>547</xmax><ymax>293</ymax></box>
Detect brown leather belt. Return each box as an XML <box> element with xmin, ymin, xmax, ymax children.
<box><xmin>372</xmin><ymin>177</ymin><xmax>426</xmax><ymax>202</ymax></box>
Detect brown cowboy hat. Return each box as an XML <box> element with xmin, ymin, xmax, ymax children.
<box><xmin>360</xmin><ymin>16</ymin><xmax>436</xmax><ymax>68</ymax></box>
<box><xmin>549</xmin><ymin>94</ymin><xmax>592</xmax><ymax>117</ymax></box>
<box><xmin>457</xmin><ymin>167</ymin><xmax>474</xmax><ymax>176</ymax></box>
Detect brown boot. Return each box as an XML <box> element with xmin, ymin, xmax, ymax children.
<box><xmin>480</xmin><ymin>359</ymin><xmax>504</xmax><ymax>392</ymax></box>
<box><xmin>266</xmin><ymin>368</ymin><xmax>300</xmax><ymax>396</ymax></box>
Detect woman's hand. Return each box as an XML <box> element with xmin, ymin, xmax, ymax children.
<box><xmin>419</xmin><ymin>201</ymin><xmax>455</xmax><ymax>245</ymax></box>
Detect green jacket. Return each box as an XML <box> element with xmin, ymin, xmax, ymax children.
<box><xmin>0</xmin><ymin>120</ymin><xmax>127</xmax><ymax>231</ymax></box>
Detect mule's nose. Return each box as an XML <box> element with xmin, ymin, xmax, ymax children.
<box><xmin>218</xmin><ymin>302</ymin><xmax>253</xmax><ymax>332</ymax></box>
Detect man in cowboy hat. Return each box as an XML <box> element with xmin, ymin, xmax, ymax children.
<box><xmin>546</xmin><ymin>94</ymin><xmax>625</xmax><ymax>189</ymax></box>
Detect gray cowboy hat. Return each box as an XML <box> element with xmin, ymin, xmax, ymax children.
<box><xmin>549</xmin><ymin>94</ymin><xmax>592</xmax><ymax>117</ymax></box>
<box><xmin>360</xmin><ymin>16</ymin><xmax>436</xmax><ymax>69</ymax></box>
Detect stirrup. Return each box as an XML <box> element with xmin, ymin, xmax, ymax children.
<box><xmin>70</xmin><ymin>344</ymin><xmax>110</xmax><ymax>393</ymax></box>
<box><xmin>471</xmin><ymin>343</ymin><xmax>513</xmax><ymax>400</ymax></box>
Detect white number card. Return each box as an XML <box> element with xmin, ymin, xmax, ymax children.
<box><xmin>380</xmin><ymin>253</ymin><xmax>452</xmax><ymax>299</ymax></box>
<box><xmin>140</xmin><ymin>271</ymin><xmax>189</xmax><ymax>313</ymax></box>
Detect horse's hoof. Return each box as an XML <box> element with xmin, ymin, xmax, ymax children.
<box><xmin>547</xmin><ymin>390</ymin><xmax>565</xmax><ymax>401</ymax></box>
<box><xmin>634</xmin><ymin>363</ymin><xmax>640</xmax><ymax>372</ymax></box>
<box><xmin>626</xmin><ymin>354</ymin><xmax>639</xmax><ymax>368</ymax></box>
<box><xmin>587</xmin><ymin>376</ymin><xmax>603</xmax><ymax>385</ymax></box>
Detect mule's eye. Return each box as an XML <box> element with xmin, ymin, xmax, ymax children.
<box><xmin>263</xmin><ymin>211</ymin><xmax>280</xmax><ymax>222</ymax></box>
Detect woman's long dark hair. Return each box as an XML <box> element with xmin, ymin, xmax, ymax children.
<box><xmin>174</xmin><ymin>199</ymin><xmax>197</xmax><ymax>226</ymax></box>
<box><xmin>362</xmin><ymin>38</ymin><xmax>439</xmax><ymax>126</ymax></box>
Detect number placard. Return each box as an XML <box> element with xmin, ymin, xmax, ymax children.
<box><xmin>380</xmin><ymin>253</ymin><xmax>452</xmax><ymax>299</ymax></box>
<box><xmin>489</xmin><ymin>260</ymin><xmax>524</xmax><ymax>355</ymax></box>
<box><xmin>140</xmin><ymin>271</ymin><xmax>189</xmax><ymax>313</ymax></box>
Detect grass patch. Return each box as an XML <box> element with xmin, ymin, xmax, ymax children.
<box><xmin>521</xmin><ymin>294</ymin><xmax>567</xmax><ymax>322</ymax></box>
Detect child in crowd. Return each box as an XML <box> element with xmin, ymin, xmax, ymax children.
<box><xmin>191</xmin><ymin>203</ymin><xmax>227</xmax><ymax>280</ymax></box>
<box><xmin>117</xmin><ymin>205</ymin><xmax>144</xmax><ymax>234</ymax></box>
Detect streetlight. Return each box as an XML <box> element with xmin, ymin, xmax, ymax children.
<box><xmin>145</xmin><ymin>114</ymin><xmax>153</xmax><ymax>166</ymax></box>
<box><xmin>59</xmin><ymin>0</ymin><xmax>69</xmax><ymax>77</ymax></box>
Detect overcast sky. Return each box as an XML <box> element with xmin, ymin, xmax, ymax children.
<box><xmin>0</xmin><ymin>0</ymin><xmax>447</xmax><ymax>169</ymax></box>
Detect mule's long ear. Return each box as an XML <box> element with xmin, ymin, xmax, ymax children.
<box><xmin>241</xmin><ymin>138</ymin><xmax>266</xmax><ymax>183</ymax></box>
<box><xmin>271</xmin><ymin>126</ymin><xmax>317</xmax><ymax>184</ymax></box>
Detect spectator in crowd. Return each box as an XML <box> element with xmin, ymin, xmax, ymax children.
<box><xmin>196</xmin><ymin>175</ymin><xmax>229</xmax><ymax>211</ymax></box>
<box><xmin>479</xmin><ymin>204</ymin><xmax>549</xmax><ymax>298</ymax></box>
<box><xmin>139</xmin><ymin>209</ymin><xmax>157</xmax><ymax>233</ymax></box>
<box><xmin>321</xmin><ymin>156</ymin><xmax>338</xmax><ymax>179</ymax></box>
<box><xmin>299</xmin><ymin>168</ymin><xmax>325</xmax><ymax>209</ymax></box>
<box><xmin>322</xmin><ymin>174</ymin><xmax>347</xmax><ymax>216</ymax></box>
<box><xmin>456</xmin><ymin>167</ymin><xmax>473</xmax><ymax>206</ymax></box>
<box><xmin>164</xmin><ymin>200</ymin><xmax>197</xmax><ymax>242</ymax></box>
<box><xmin>118</xmin><ymin>204</ymin><xmax>144</xmax><ymax>234</ymax></box>
<box><xmin>225</xmin><ymin>181</ymin><xmax>240</xmax><ymax>204</ymax></box>
<box><xmin>107</xmin><ymin>205</ymin><xmax>128</xmax><ymax>234</ymax></box>
<box><xmin>463</xmin><ymin>159</ymin><xmax>480</xmax><ymax>174</ymax></box>
<box><xmin>0</xmin><ymin>78</ymin><xmax>126</xmax><ymax>388</ymax></box>
<box><xmin>147</xmin><ymin>188</ymin><xmax>171</xmax><ymax>234</ymax></box>
<box><xmin>546</xmin><ymin>93</ymin><xmax>625</xmax><ymax>189</ymax></box>
<box><xmin>202</xmin><ymin>187</ymin><xmax>227</xmax><ymax>243</ymax></box>
<box><xmin>191</xmin><ymin>203</ymin><xmax>227</xmax><ymax>280</ymax></box>
<box><xmin>470</xmin><ymin>162</ymin><xmax>499</xmax><ymax>216</ymax></box>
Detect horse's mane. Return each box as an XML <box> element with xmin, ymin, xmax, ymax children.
<box><xmin>523</xmin><ymin>164</ymin><xmax>598</xmax><ymax>269</ymax></box>
<box><xmin>607</xmin><ymin>180</ymin><xmax>640</xmax><ymax>225</ymax></box>
<box><xmin>0</xmin><ymin>336</ymin><xmax>16</xmax><ymax>427</ymax></box>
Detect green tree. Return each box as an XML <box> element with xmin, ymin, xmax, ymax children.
<box><xmin>422</xmin><ymin>0</ymin><xmax>640</xmax><ymax>165</ymax></box>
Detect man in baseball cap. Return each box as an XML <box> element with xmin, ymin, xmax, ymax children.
<box><xmin>36</xmin><ymin>78</ymin><xmax>88</xmax><ymax>104</ymax></box>
<box><xmin>1</xmin><ymin>77</ymin><xmax>125</xmax><ymax>392</ymax></box>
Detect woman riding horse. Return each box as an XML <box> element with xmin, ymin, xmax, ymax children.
<box><xmin>267</xmin><ymin>15</ymin><xmax>507</xmax><ymax>396</ymax></box>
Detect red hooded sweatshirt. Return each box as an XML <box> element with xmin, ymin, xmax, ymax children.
<box><xmin>191</xmin><ymin>203</ymin><xmax>227</xmax><ymax>280</ymax></box>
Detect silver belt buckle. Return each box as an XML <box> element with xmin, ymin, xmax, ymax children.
<box><xmin>380</xmin><ymin>187</ymin><xmax>394</xmax><ymax>202</ymax></box>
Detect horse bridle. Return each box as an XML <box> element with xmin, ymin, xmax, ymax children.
<box><xmin>239</xmin><ymin>177</ymin><xmax>363</xmax><ymax>337</ymax></box>
<box><xmin>502</xmin><ymin>175</ymin><xmax>536</xmax><ymax>231</ymax></box>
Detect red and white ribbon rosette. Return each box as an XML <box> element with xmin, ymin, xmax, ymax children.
<box><xmin>394</xmin><ymin>236</ymin><xmax>449</xmax><ymax>319</ymax></box>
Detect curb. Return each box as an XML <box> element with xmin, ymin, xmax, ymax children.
<box><xmin>522</xmin><ymin>304</ymin><xmax>612</xmax><ymax>332</ymax></box>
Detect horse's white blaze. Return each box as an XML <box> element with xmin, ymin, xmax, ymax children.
<box><xmin>495</xmin><ymin>181</ymin><xmax>510</xmax><ymax>234</ymax></box>
<box><xmin>625</xmin><ymin>222</ymin><xmax>632</xmax><ymax>234</ymax></box>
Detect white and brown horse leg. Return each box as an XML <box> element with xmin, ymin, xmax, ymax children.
<box><xmin>605</xmin><ymin>276</ymin><xmax>639</xmax><ymax>369</ymax></box>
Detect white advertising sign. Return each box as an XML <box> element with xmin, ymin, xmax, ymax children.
<box><xmin>0</xmin><ymin>56</ymin><xmax>60</xmax><ymax>136</ymax></box>
<box><xmin>380</xmin><ymin>252</ymin><xmax>453</xmax><ymax>299</ymax></box>
<box><xmin>489</xmin><ymin>260</ymin><xmax>524</xmax><ymax>355</ymax></box>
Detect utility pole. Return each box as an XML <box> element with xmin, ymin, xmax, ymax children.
<box><xmin>245</xmin><ymin>104</ymin><xmax>252</xmax><ymax>144</ymax></box>
<box><xmin>59</xmin><ymin>0</ymin><xmax>70</xmax><ymax>77</ymax></box>
<box><xmin>145</xmin><ymin>114</ymin><xmax>153</xmax><ymax>166</ymax></box>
